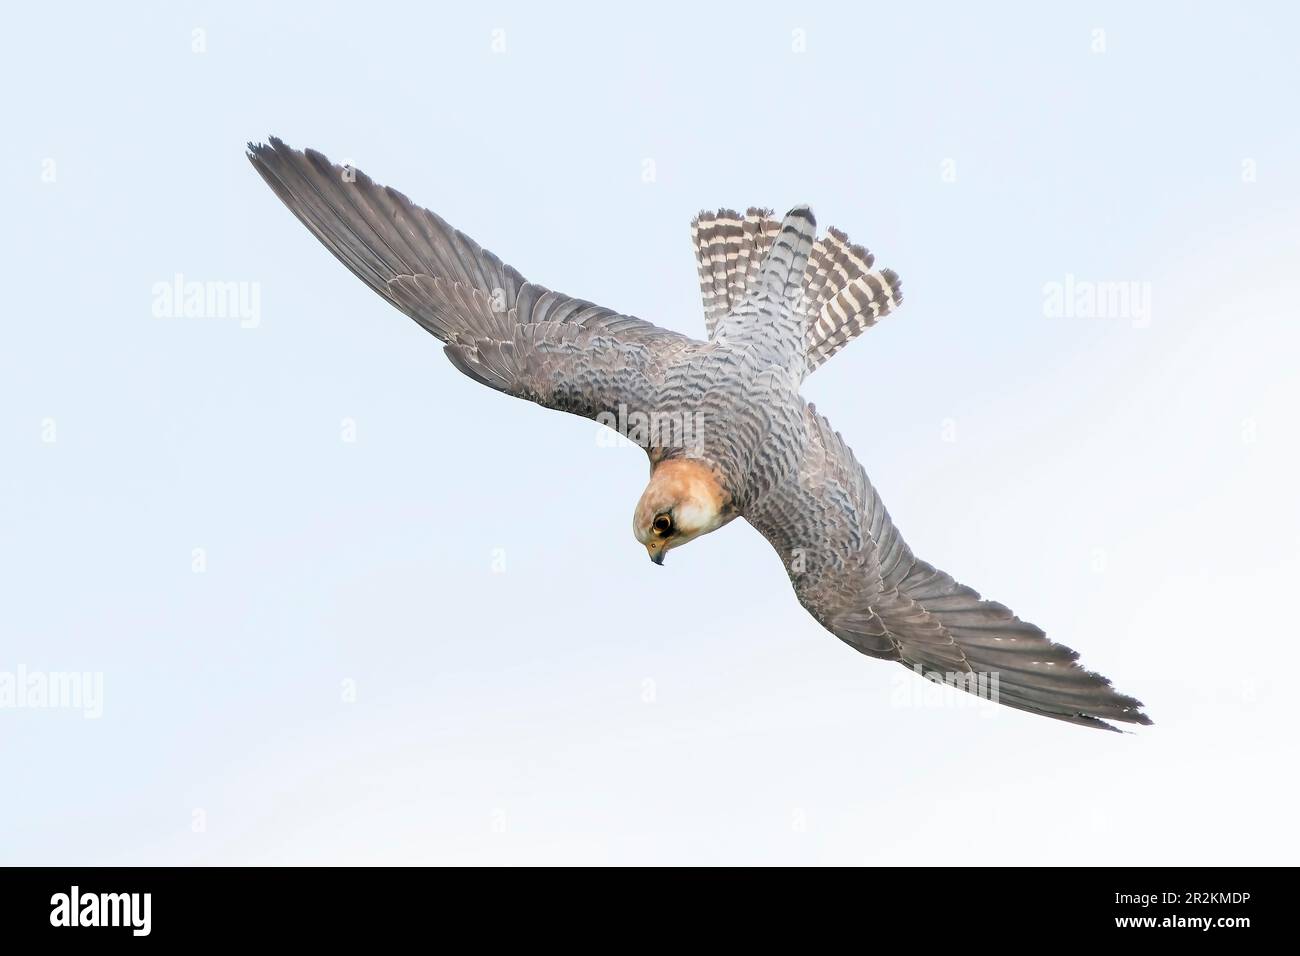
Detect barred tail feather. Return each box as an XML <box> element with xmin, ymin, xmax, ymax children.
<box><xmin>688</xmin><ymin>208</ymin><xmax>903</xmax><ymax>372</ymax></box>
<box><xmin>805</xmin><ymin>267</ymin><xmax>902</xmax><ymax>372</ymax></box>
<box><xmin>762</xmin><ymin>205</ymin><xmax>818</xmax><ymax>303</ymax></box>
<box><xmin>691</xmin><ymin>207</ymin><xmax>779</xmax><ymax>339</ymax></box>
<box><xmin>800</xmin><ymin>227</ymin><xmax>902</xmax><ymax>374</ymax></box>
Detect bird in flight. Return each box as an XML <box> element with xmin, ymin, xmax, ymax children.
<box><xmin>249</xmin><ymin>137</ymin><xmax>1151</xmax><ymax>731</ymax></box>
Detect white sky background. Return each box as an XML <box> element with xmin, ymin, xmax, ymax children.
<box><xmin>2</xmin><ymin>2</ymin><xmax>1297</xmax><ymax>865</ymax></box>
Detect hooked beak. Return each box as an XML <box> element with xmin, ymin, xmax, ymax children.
<box><xmin>649</xmin><ymin>549</ymin><xmax>665</xmax><ymax>566</ymax></box>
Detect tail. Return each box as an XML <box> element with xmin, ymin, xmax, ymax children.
<box><xmin>802</xmin><ymin>229</ymin><xmax>902</xmax><ymax>373</ymax></box>
<box><xmin>690</xmin><ymin>207</ymin><xmax>780</xmax><ymax>340</ymax></box>
<box><xmin>707</xmin><ymin>206</ymin><xmax>818</xmax><ymax>365</ymax></box>
<box><xmin>689</xmin><ymin>210</ymin><xmax>903</xmax><ymax>375</ymax></box>
<box><xmin>763</xmin><ymin>206</ymin><xmax>818</xmax><ymax>304</ymax></box>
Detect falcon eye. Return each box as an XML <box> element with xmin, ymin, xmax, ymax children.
<box><xmin>652</xmin><ymin>514</ymin><xmax>673</xmax><ymax>536</ymax></box>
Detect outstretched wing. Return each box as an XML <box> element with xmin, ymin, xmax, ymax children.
<box><xmin>249</xmin><ymin>137</ymin><xmax>697</xmax><ymax>421</ymax></box>
<box><xmin>748</xmin><ymin>406</ymin><xmax>1151</xmax><ymax>731</ymax></box>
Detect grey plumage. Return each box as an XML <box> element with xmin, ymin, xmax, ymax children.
<box><xmin>248</xmin><ymin>137</ymin><xmax>1151</xmax><ymax>731</ymax></box>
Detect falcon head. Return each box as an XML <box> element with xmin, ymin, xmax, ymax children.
<box><xmin>633</xmin><ymin>459</ymin><xmax>732</xmax><ymax>565</ymax></box>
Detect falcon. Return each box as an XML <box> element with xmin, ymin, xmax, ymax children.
<box><xmin>248</xmin><ymin>138</ymin><xmax>1151</xmax><ymax>731</ymax></box>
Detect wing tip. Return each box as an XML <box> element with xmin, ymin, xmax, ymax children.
<box><xmin>246</xmin><ymin>134</ymin><xmax>288</xmax><ymax>157</ymax></box>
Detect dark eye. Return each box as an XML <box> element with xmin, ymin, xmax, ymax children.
<box><xmin>652</xmin><ymin>514</ymin><xmax>673</xmax><ymax>536</ymax></box>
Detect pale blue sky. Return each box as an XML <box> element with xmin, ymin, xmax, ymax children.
<box><xmin>2</xmin><ymin>1</ymin><xmax>1297</xmax><ymax>864</ymax></box>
